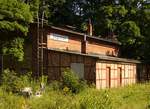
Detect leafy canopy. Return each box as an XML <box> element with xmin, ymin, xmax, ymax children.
<box><xmin>0</xmin><ymin>0</ymin><xmax>33</xmax><ymax>35</ymax></box>
<box><xmin>0</xmin><ymin>0</ymin><xmax>33</xmax><ymax>61</ymax></box>
<box><xmin>49</xmin><ymin>0</ymin><xmax>149</xmax><ymax>60</ymax></box>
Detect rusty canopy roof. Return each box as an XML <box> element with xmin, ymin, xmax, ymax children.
<box><xmin>47</xmin><ymin>48</ymin><xmax>141</xmax><ymax>64</ymax></box>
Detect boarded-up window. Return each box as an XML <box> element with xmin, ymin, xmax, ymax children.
<box><xmin>71</xmin><ymin>63</ymin><xmax>84</xmax><ymax>78</ymax></box>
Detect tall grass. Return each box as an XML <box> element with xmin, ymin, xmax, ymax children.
<box><xmin>1</xmin><ymin>69</ymin><xmax>150</xmax><ymax>109</ymax></box>
<box><xmin>0</xmin><ymin>83</ymin><xmax>150</xmax><ymax>109</ymax></box>
<box><xmin>0</xmin><ymin>88</ymin><xmax>25</xmax><ymax>109</ymax></box>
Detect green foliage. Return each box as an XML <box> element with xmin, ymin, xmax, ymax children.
<box><xmin>2</xmin><ymin>37</ymin><xmax>24</xmax><ymax>61</ymax></box>
<box><xmin>0</xmin><ymin>90</ymin><xmax>26</xmax><ymax>109</ymax></box>
<box><xmin>117</xmin><ymin>6</ymin><xmax>128</xmax><ymax>17</ymax></box>
<box><xmin>0</xmin><ymin>0</ymin><xmax>33</xmax><ymax>34</ymax></box>
<box><xmin>118</xmin><ymin>21</ymin><xmax>144</xmax><ymax>58</ymax></box>
<box><xmin>61</xmin><ymin>69</ymin><xmax>80</xmax><ymax>93</ymax></box>
<box><xmin>1</xmin><ymin>69</ymin><xmax>32</xmax><ymax>93</ymax></box>
<box><xmin>28</xmin><ymin>0</ymin><xmax>40</xmax><ymax>18</ymax></box>
<box><xmin>49</xmin><ymin>69</ymin><xmax>87</xmax><ymax>94</ymax></box>
<box><xmin>0</xmin><ymin>21</ymin><xmax>28</xmax><ymax>35</ymax></box>
<box><xmin>39</xmin><ymin>75</ymin><xmax>48</xmax><ymax>85</ymax></box>
<box><xmin>49</xmin><ymin>80</ymin><xmax>62</xmax><ymax>91</ymax></box>
<box><xmin>1</xmin><ymin>83</ymin><xmax>150</xmax><ymax>109</ymax></box>
<box><xmin>61</xmin><ymin>68</ymin><xmax>87</xmax><ymax>93</ymax></box>
<box><xmin>28</xmin><ymin>90</ymin><xmax>80</xmax><ymax>109</ymax></box>
<box><xmin>48</xmin><ymin>0</ymin><xmax>149</xmax><ymax>60</ymax></box>
<box><xmin>79</xmin><ymin>89</ymin><xmax>113</xmax><ymax>109</ymax></box>
<box><xmin>104</xmin><ymin>19</ymin><xmax>116</xmax><ymax>32</ymax></box>
<box><xmin>119</xmin><ymin>21</ymin><xmax>141</xmax><ymax>45</ymax></box>
<box><xmin>81</xmin><ymin>22</ymin><xmax>88</xmax><ymax>32</ymax></box>
<box><xmin>0</xmin><ymin>0</ymin><xmax>33</xmax><ymax>61</ymax></box>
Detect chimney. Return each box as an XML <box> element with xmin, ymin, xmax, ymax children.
<box><xmin>81</xmin><ymin>34</ymin><xmax>87</xmax><ymax>54</ymax></box>
<box><xmin>87</xmin><ymin>18</ymin><xmax>93</xmax><ymax>36</ymax></box>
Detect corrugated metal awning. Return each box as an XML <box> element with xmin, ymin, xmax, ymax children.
<box><xmin>46</xmin><ymin>48</ymin><xmax>141</xmax><ymax>64</ymax></box>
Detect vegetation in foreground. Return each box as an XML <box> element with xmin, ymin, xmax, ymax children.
<box><xmin>1</xmin><ymin>83</ymin><xmax>150</xmax><ymax>109</ymax></box>
<box><xmin>0</xmin><ymin>69</ymin><xmax>150</xmax><ymax>109</ymax></box>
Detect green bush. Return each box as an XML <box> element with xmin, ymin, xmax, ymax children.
<box><xmin>61</xmin><ymin>68</ymin><xmax>87</xmax><ymax>93</ymax></box>
<box><xmin>1</xmin><ymin>69</ymin><xmax>32</xmax><ymax>93</ymax></box>
<box><xmin>48</xmin><ymin>69</ymin><xmax>88</xmax><ymax>94</ymax></box>
<box><xmin>49</xmin><ymin>80</ymin><xmax>62</xmax><ymax>91</ymax></box>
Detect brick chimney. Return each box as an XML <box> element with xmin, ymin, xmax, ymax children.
<box><xmin>87</xmin><ymin>19</ymin><xmax>93</xmax><ymax>36</ymax></box>
<box><xmin>81</xmin><ymin>34</ymin><xmax>87</xmax><ymax>54</ymax></box>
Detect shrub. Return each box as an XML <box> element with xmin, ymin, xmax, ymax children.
<box><xmin>61</xmin><ymin>69</ymin><xmax>80</xmax><ymax>93</ymax></box>
<box><xmin>49</xmin><ymin>80</ymin><xmax>62</xmax><ymax>91</ymax></box>
<box><xmin>78</xmin><ymin>80</ymin><xmax>88</xmax><ymax>92</ymax></box>
<box><xmin>61</xmin><ymin>68</ymin><xmax>87</xmax><ymax>93</ymax></box>
<box><xmin>1</xmin><ymin>69</ymin><xmax>32</xmax><ymax>93</ymax></box>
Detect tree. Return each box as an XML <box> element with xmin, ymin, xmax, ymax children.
<box><xmin>138</xmin><ymin>1</ymin><xmax>150</xmax><ymax>61</ymax></box>
<box><xmin>0</xmin><ymin>0</ymin><xmax>33</xmax><ymax>61</ymax></box>
<box><xmin>49</xmin><ymin>0</ymin><xmax>149</xmax><ymax>60</ymax></box>
<box><xmin>118</xmin><ymin>21</ymin><xmax>143</xmax><ymax>58</ymax></box>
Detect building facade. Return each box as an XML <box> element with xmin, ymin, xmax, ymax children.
<box><xmin>30</xmin><ymin>23</ymin><xmax>140</xmax><ymax>89</ymax></box>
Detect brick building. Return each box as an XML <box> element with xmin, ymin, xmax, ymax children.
<box><xmin>30</xmin><ymin>23</ymin><xmax>140</xmax><ymax>89</ymax></box>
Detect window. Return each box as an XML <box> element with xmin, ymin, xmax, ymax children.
<box><xmin>71</xmin><ymin>63</ymin><xmax>84</xmax><ymax>79</ymax></box>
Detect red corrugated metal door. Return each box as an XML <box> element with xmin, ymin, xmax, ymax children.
<box><xmin>106</xmin><ymin>67</ymin><xmax>111</xmax><ymax>88</ymax></box>
<box><xmin>118</xmin><ymin>67</ymin><xmax>122</xmax><ymax>87</ymax></box>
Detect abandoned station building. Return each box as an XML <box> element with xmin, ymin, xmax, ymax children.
<box><xmin>30</xmin><ymin>23</ymin><xmax>140</xmax><ymax>89</ymax></box>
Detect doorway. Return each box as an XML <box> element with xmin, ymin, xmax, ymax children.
<box><xmin>118</xmin><ymin>67</ymin><xmax>122</xmax><ymax>86</ymax></box>
<box><xmin>106</xmin><ymin>67</ymin><xmax>111</xmax><ymax>88</ymax></box>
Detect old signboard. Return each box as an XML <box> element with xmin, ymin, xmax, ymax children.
<box><xmin>47</xmin><ymin>33</ymin><xmax>69</xmax><ymax>42</ymax></box>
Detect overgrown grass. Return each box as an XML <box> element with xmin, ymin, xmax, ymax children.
<box><xmin>0</xmin><ymin>83</ymin><xmax>150</xmax><ymax>109</ymax></box>
<box><xmin>1</xmin><ymin>69</ymin><xmax>150</xmax><ymax>109</ymax></box>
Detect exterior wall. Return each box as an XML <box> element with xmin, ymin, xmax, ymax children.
<box><xmin>45</xmin><ymin>27</ymin><xmax>119</xmax><ymax>56</ymax></box>
<box><xmin>44</xmin><ymin>50</ymin><xmax>96</xmax><ymax>83</ymax></box>
<box><xmin>96</xmin><ymin>61</ymin><xmax>136</xmax><ymax>89</ymax></box>
<box><xmin>86</xmin><ymin>39</ymin><xmax>119</xmax><ymax>56</ymax></box>
<box><xmin>47</xmin><ymin>34</ymin><xmax>119</xmax><ymax>56</ymax></box>
<box><xmin>30</xmin><ymin>24</ymin><xmax>139</xmax><ymax>89</ymax></box>
<box><xmin>47</xmin><ymin>29</ymin><xmax>82</xmax><ymax>52</ymax></box>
